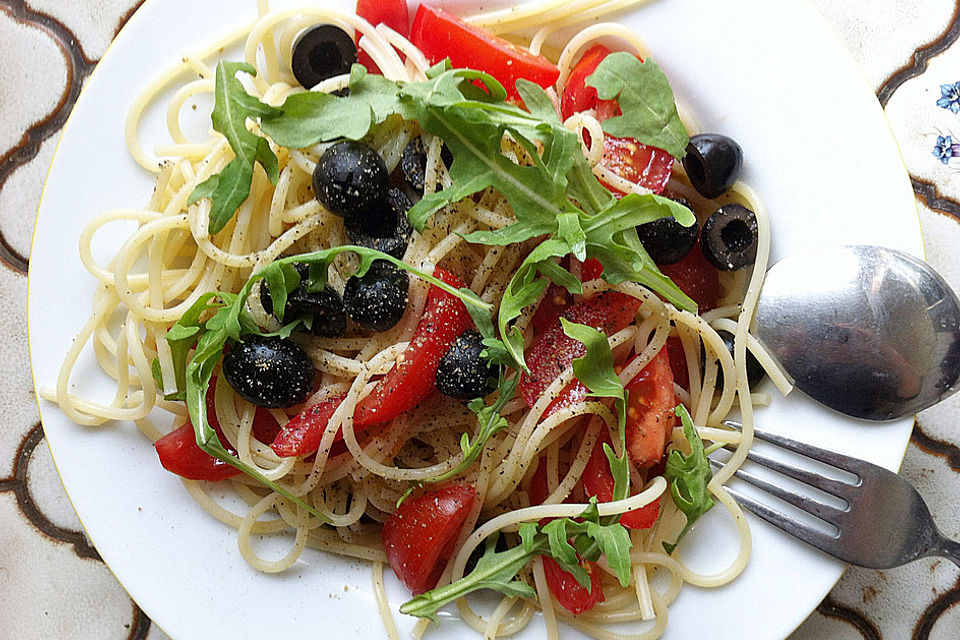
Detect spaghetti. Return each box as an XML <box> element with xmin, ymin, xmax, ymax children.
<box><xmin>45</xmin><ymin>1</ymin><xmax>791</xmax><ymax>638</ymax></box>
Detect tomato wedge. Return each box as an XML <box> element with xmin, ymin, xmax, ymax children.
<box><xmin>271</xmin><ymin>393</ymin><xmax>348</xmax><ymax>457</ymax></box>
<box><xmin>521</xmin><ymin>291</ymin><xmax>642</xmax><ymax>408</ymax></box>
<box><xmin>355</xmin><ymin>0</ymin><xmax>409</xmax><ymax>74</ymax></box>
<box><xmin>156</xmin><ymin>381</ymin><xmax>235</xmax><ymax>481</ymax></box>
<box><xmin>657</xmin><ymin>239</ymin><xmax>720</xmax><ymax>312</ymax></box>
<box><xmin>582</xmin><ymin>426</ymin><xmax>661</xmax><ymax>529</ymax></box>
<box><xmin>623</xmin><ymin>349</ymin><xmax>676</xmax><ymax>467</ymax></box>
<box><xmin>541</xmin><ymin>555</ymin><xmax>605</xmax><ymax>614</ymax></box>
<box><xmin>354</xmin><ymin>268</ymin><xmax>473</xmax><ymax>426</ymax></box>
<box><xmin>382</xmin><ymin>482</ymin><xmax>476</xmax><ymax>594</ymax></box>
<box><xmin>409</xmin><ymin>4</ymin><xmax>559</xmax><ymax>99</ymax></box>
<box><xmin>561</xmin><ymin>44</ymin><xmax>673</xmax><ymax>194</ymax></box>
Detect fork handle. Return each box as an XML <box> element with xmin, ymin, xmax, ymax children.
<box><xmin>932</xmin><ymin>536</ymin><xmax>960</xmax><ymax>569</ymax></box>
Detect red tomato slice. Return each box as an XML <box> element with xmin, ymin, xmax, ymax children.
<box><xmin>530</xmin><ymin>258</ymin><xmax>603</xmax><ymax>336</ymax></box>
<box><xmin>382</xmin><ymin>482</ymin><xmax>477</xmax><ymax>594</ymax></box>
<box><xmin>354</xmin><ymin>268</ymin><xmax>473</xmax><ymax>426</ymax></box>
<box><xmin>665</xmin><ymin>336</ymin><xmax>690</xmax><ymax>390</ymax></box>
<box><xmin>657</xmin><ymin>240</ymin><xmax>721</xmax><ymax>312</ymax></box>
<box><xmin>155</xmin><ymin>380</ymin><xmax>239</xmax><ymax>481</ymax></box>
<box><xmin>355</xmin><ymin>0</ymin><xmax>409</xmax><ymax>74</ymax></box>
<box><xmin>521</xmin><ymin>291</ymin><xmax>642</xmax><ymax>408</ymax></box>
<box><xmin>409</xmin><ymin>4</ymin><xmax>559</xmax><ymax>99</ymax></box>
<box><xmin>624</xmin><ymin>349</ymin><xmax>676</xmax><ymax>467</ymax></box>
<box><xmin>271</xmin><ymin>394</ymin><xmax>348</xmax><ymax>457</ymax></box>
<box><xmin>541</xmin><ymin>556</ymin><xmax>605</xmax><ymax>615</ymax></box>
<box><xmin>561</xmin><ymin>44</ymin><xmax>673</xmax><ymax>194</ymax></box>
<box><xmin>582</xmin><ymin>426</ymin><xmax>661</xmax><ymax>529</ymax></box>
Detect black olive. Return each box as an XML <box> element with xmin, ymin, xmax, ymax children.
<box><xmin>343</xmin><ymin>260</ymin><xmax>409</xmax><ymax>331</ymax></box>
<box><xmin>344</xmin><ymin>187</ymin><xmax>414</xmax><ymax>259</ymax></box>
<box><xmin>700</xmin><ymin>204</ymin><xmax>758</xmax><ymax>271</ymax></box>
<box><xmin>313</xmin><ymin>141</ymin><xmax>388</xmax><ymax>219</ymax></box>
<box><xmin>637</xmin><ymin>197</ymin><xmax>699</xmax><ymax>265</ymax></box>
<box><xmin>682</xmin><ymin>133</ymin><xmax>743</xmax><ymax>199</ymax></box>
<box><xmin>259</xmin><ymin>263</ymin><xmax>347</xmax><ymax>338</ymax></box>
<box><xmin>222</xmin><ymin>336</ymin><xmax>316</xmax><ymax>408</ymax></box>
<box><xmin>436</xmin><ymin>330</ymin><xmax>496</xmax><ymax>400</ymax></box>
<box><xmin>702</xmin><ymin>330</ymin><xmax>766</xmax><ymax>390</ymax></box>
<box><xmin>400</xmin><ymin>137</ymin><xmax>453</xmax><ymax>192</ymax></box>
<box><xmin>291</xmin><ymin>25</ymin><xmax>357</xmax><ymax>89</ymax></box>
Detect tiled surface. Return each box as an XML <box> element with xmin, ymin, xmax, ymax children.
<box><xmin>3</xmin><ymin>1</ymin><xmax>960</xmax><ymax>638</ymax></box>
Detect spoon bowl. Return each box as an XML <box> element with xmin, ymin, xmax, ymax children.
<box><xmin>752</xmin><ymin>245</ymin><xmax>960</xmax><ymax>421</ymax></box>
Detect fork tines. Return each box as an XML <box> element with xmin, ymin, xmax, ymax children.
<box><xmin>711</xmin><ymin>421</ymin><xmax>868</xmax><ymax>555</ymax></box>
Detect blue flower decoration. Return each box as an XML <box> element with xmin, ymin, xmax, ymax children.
<box><xmin>932</xmin><ymin>135</ymin><xmax>960</xmax><ymax>164</ymax></box>
<box><xmin>938</xmin><ymin>82</ymin><xmax>960</xmax><ymax>114</ymax></box>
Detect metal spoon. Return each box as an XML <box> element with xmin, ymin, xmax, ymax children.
<box><xmin>752</xmin><ymin>245</ymin><xmax>960</xmax><ymax>420</ymax></box>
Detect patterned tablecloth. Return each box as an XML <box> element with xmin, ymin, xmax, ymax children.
<box><xmin>2</xmin><ymin>1</ymin><xmax>959</xmax><ymax>638</ymax></box>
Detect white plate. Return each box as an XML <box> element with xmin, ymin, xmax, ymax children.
<box><xmin>28</xmin><ymin>0</ymin><xmax>922</xmax><ymax>639</ymax></box>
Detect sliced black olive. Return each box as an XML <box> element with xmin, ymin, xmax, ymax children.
<box><xmin>637</xmin><ymin>198</ymin><xmax>699</xmax><ymax>265</ymax></box>
<box><xmin>344</xmin><ymin>187</ymin><xmax>414</xmax><ymax>259</ymax></box>
<box><xmin>682</xmin><ymin>134</ymin><xmax>743</xmax><ymax>199</ymax></box>
<box><xmin>701</xmin><ymin>204</ymin><xmax>758</xmax><ymax>271</ymax></box>
<box><xmin>259</xmin><ymin>263</ymin><xmax>347</xmax><ymax>338</ymax></box>
<box><xmin>222</xmin><ymin>336</ymin><xmax>315</xmax><ymax>408</ymax></box>
<box><xmin>400</xmin><ymin>137</ymin><xmax>453</xmax><ymax>193</ymax></box>
<box><xmin>343</xmin><ymin>260</ymin><xmax>409</xmax><ymax>331</ymax></box>
<box><xmin>291</xmin><ymin>25</ymin><xmax>357</xmax><ymax>89</ymax></box>
<box><xmin>702</xmin><ymin>330</ymin><xmax>766</xmax><ymax>390</ymax></box>
<box><xmin>436</xmin><ymin>330</ymin><xmax>496</xmax><ymax>400</ymax></box>
<box><xmin>313</xmin><ymin>140</ymin><xmax>388</xmax><ymax>219</ymax></box>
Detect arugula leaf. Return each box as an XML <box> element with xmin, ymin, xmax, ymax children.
<box><xmin>259</xmin><ymin>65</ymin><xmax>401</xmax><ymax>147</ymax></box>
<box><xmin>663</xmin><ymin>404</ymin><xmax>715</xmax><ymax>553</ymax></box>
<box><xmin>586</xmin><ymin>52</ymin><xmax>689</xmax><ymax>160</ymax></box>
<box><xmin>188</xmin><ymin>62</ymin><xmax>281</xmax><ymax>234</ymax></box>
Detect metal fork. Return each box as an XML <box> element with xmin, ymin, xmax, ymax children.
<box><xmin>712</xmin><ymin>423</ymin><xmax>960</xmax><ymax>569</ymax></box>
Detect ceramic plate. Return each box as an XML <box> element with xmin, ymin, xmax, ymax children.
<box><xmin>29</xmin><ymin>0</ymin><xmax>922</xmax><ymax>638</ymax></box>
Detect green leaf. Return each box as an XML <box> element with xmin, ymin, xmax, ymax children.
<box><xmin>188</xmin><ymin>62</ymin><xmax>281</xmax><ymax>234</ymax></box>
<box><xmin>259</xmin><ymin>65</ymin><xmax>402</xmax><ymax>147</ymax></box>
<box><xmin>663</xmin><ymin>404</ymin><xmax>715</xmax><ymax>552</ymax></box>
<box><xmin>586</xmin><ymin>52</ymin><xmax>689</xmax><ymax>160</ymax></box>
<box><xmin>584</xmin><ymin>519</ymin><xmax>633</xmax><ymax>586</ymax></box>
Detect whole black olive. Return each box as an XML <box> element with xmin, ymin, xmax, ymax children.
<box><xmin>222</xmin><ymin>336</ymin><xmax>316</xmax><ymax>408</ymax></box>
<box><xmin>637</xmin><ymin>197</ymin><xmax>699</xmax><ymax>265</ymax></box>
<box><xmin>682</xmin><ymin>134</ymin><xmax>743</xmax><ymax>199</ymax></box>
<box><xmin>400</xmin><ymin>137</ymin><xmax>453</xmax><ymax>193</ymax></box>
<box><xmin>702</xmin><ymin>330</ymin><xmax>766</xmax><ymax>390</ymax></box>
<box><xmin>344</xmin><ymin>187</ymin><xmax>414</xmax><ymax>259</ymax></box>
<box><xmin>291</xmin><ymin>25</ymin><xmax>357</xmax><ymax>89</ymax></box>
<box><xmin>701</xmin><ymin>204</ymin><xmax>758</xmax><ymax>271</ymax></box>
<box><xmin>343</xmin><ymin>260</ymin><xmax>409</xmax><ymax>332</ymax></box>
<box><xmin>436</xmin><ymin>330</ymin><xmax>496</xmax><ymax>400</ymax></box>
<box><xmin>259</xmin><ymin>263</ymin><xmax>347</xmax><ymax>338</ymax></box>
<box><xmin>313</xmin><ymin>141</ymin><xmax>388</xmax><ymax>219</ymax></box>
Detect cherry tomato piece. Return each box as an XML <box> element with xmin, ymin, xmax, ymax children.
<box><xmin>582</xmin><ymin>426</ymin><xmax>661</xmax><ymax>529</ymax></box>
<box><xmin>521</xmin><ymin>292</ymin><xmax>642</xmax><ymax>408</ymax></box>
<box><xmin>541</xmin><ymin>556</ymin><xmax>605</xmax><ymax>615</ymax></box>
<box><xmin>561</xmin><ymin>44</ymin><xmax>673</xmax><ymax>194</ymax></box>
<box><xmin>624</xmin><ymin>349</ymin><xmax>676</xmax><ymax>467</ymax></box>
<box><xmin>657</xmin><ymin>240</ymin><xmax>721</xmax><ymax>312</ymax></box>
<box><xmin>354</xmin><ymin>268</ymin><xmax>473</xmax><ymax>426</ymax></box>
<box><xmin>271</xmin><ymin>394</ymin><xmax>348</xmax><ymax>457</ymax></box>
<box><xmin>382</xmin><ymin>482</ymin><xmax>477</xmax><ymax>594</ymax></box>
<box><xmin>409</xmin><ymin>4</ymin><xmax>559</xmax><ymax>99</ymax></box>
<box><xmin>666</xmin><ymin>336</ymin><xmax>690</xmax><ymax>390</ymax></box>
<box><xmin>155</xmin><ymin>379</ymin><xmax>239</xmax><ymax>481</ymax></box>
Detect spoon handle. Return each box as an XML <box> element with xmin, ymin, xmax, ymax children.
<box><xmin>932</xmin><ymin>535</ymin><xmax>960</xmax><ymax>570</ymax></box>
